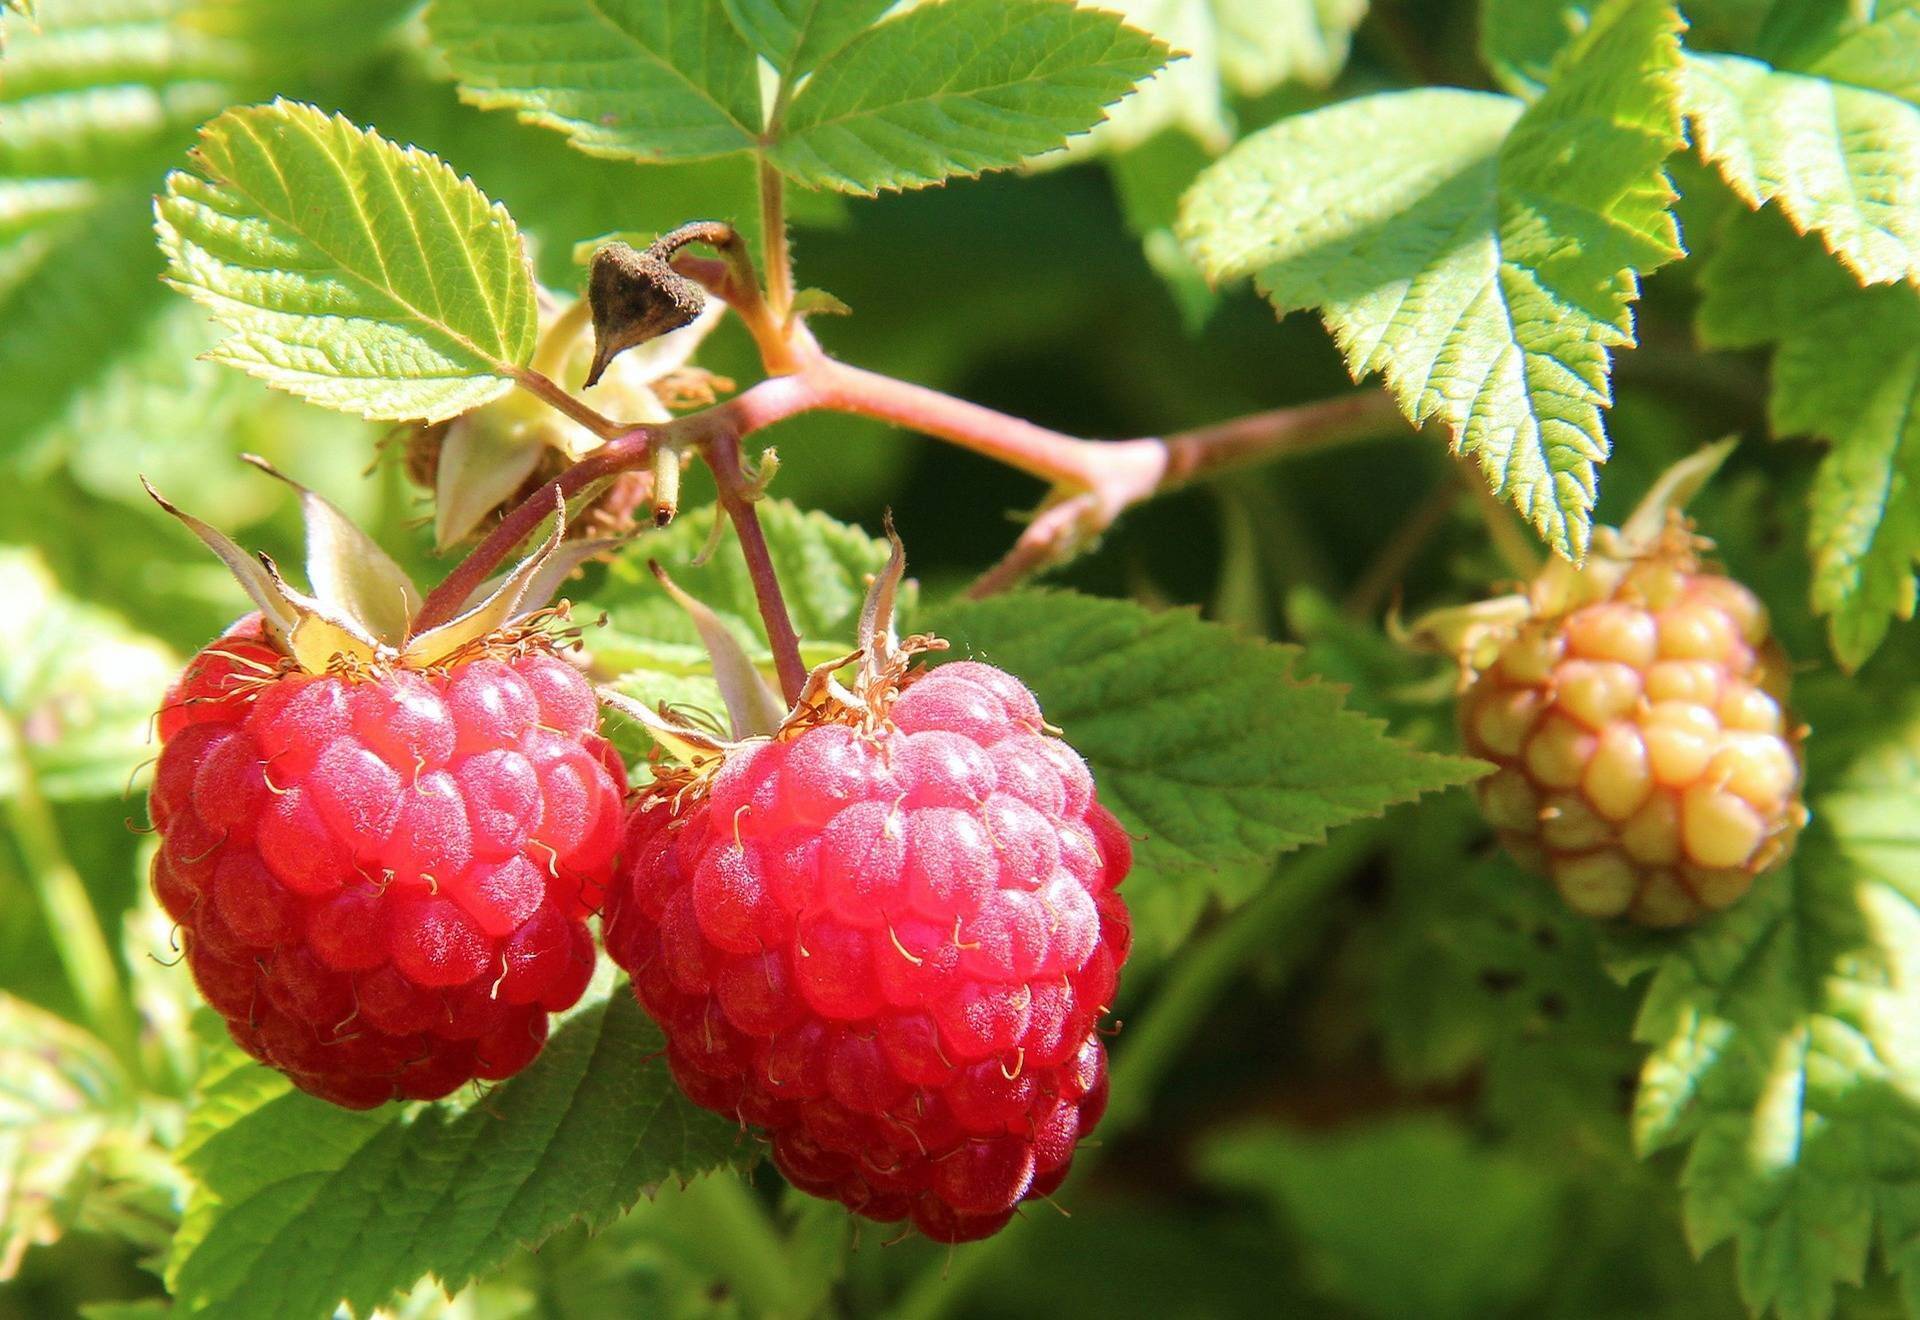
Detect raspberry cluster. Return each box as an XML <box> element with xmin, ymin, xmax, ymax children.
<box><xmin>1461</xmin><ymin>539</ymin><xmax>1803</xmax><ymax>926</ymax></box>
<box><xmin>603</xmin><ymin>661</ymin><xmax>1133</xmax><ymax>1241</ymax></box>
<box><xmin>150</xmin><ymin>618</ymin><xmax>625</xmax><ymax>1107</ymax></box>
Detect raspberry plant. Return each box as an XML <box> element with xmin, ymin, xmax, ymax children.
<box><xmin>0</xmin><ymin>1</ymin><xmax>1916</xmax><ymax>1318</ymax></box>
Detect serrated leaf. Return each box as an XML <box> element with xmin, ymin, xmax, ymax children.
<box><xmin>721</xmin><ymin>0</ymin><xmax>893</xmax><ymax>81</ymax></box>
<box><xmin>1621</xmin><ymin>674</ymin><xmax>1920</xmax><ymax>1320</ymax></box>
<box><xmin>0</xmin><ymin>1</ymin><xmax>277</xmax><ymax>470</ymax></box>
<box><xmin>155</xmin><ymin>99</ymin><xmax>539</xmax><ymax>423</ymax></box>
<box><xmin>0</xmin><ymin>546</ymin><xmax>175</xmax><ymax>802</ymax></box>
<box><xmin>1684</xmin><ymin>38</ymin><xmax>1920</xmax><ymax>289</ymax></box>
<box><xmin>1181</xmin><ymin>0</ymin><xmax>1685</xmax><ymax>560</ymax></box>
<box><xmin>1698</xmin><ymin>209</ymin><xmax>1920</xmax><ymax>668</ymax></box>
<box><xmin>1071</xmin><ymin>0</ymin><xmax>1367</xmax><ymax>156</ymax></box>
<box><xmin>768</xmin><ymin>0</ymin><xmax>1170</xmax><ymax>194</ymax></box>
<box><xmin>926</xmin><ymin>590</ymin><xmax>1484</xmax><ymax>951</ymax></box>
<box><xmin>427</xmin><ymin>0</ymin><xmax>764</xmax><ymax>164</ymax></box>
<box><xmin>1481</xmin><ymin>0</ymin><xmax>1773</xmax><ymax>95</ymax></box>
<box><xmin>166</xmin><ymin>989</ymin><xmax>747</xmax><ymax>1319</ymax></box>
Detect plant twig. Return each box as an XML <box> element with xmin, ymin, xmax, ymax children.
<box><xmin>447</xmin><ymin>349</ymin><xmax>1410</xmax><ymax>633</ymax></box>
<box><xmin>0</xmin><ymin>714</ymin><xmax>141</xmax><ymax>1074</ymax></box>
<box><xmin>758</xmin><ymin>157</ymin><xmax>795</xmax><ymax>332</ymax></box>
<box><xmin>510</xmin><ymin>366</ymin><xmax>625</xmax><ymax>441</ymax></box>
<box><xmin>412</xmin><ymin>427</ymin><xmax>656</xmax><ymax>630</ymax></box>
<box><xmin>708</xmin><ymin>427</ymin><xmax>809</xmax><ymax>705</ymax></box>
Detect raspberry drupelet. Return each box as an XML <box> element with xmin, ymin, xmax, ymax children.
<box><xmin>601</xmin><ymin>549</ymin><xmax>1133</xmax><ymax>1242</ymax></box>
<box><xmin>151</xmin><ymin>619</ymin><xmax>624</xmax><ymax>1107</ymax></box>
<box><xmin>1459</xmin><ymin>519</ymin><xmax>1805</xmax><ymax>926</ymax></box>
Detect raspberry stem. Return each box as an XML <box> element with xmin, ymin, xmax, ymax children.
<box><xmin>427</xmin><ymin>355</ymin><xmax>1404</xmax><ymax>631</ymax></box>
<box><xmin>0</xmin><ymin>712</ymin><xmax>141</xmax><ymax>1075</ymax></box>
<box><xmin>758</xmin><ymin>158</ymin><xmax>795</xmax><ymax>339</ymax></box>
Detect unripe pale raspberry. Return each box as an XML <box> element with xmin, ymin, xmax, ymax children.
<box><xmin>1460</xmin><ymin>530</ymin><xmax>1805</xmax><ymax>926</ymax></box>
<box><xmin>603</xmin><ymin>660</ymin><xmax>1131</xmax><ymax>1241</ymax></box>
<box><xmin>151</xmin><ymin>617</ymin><xmax>625</xmax><ymax>1107</ymax></box>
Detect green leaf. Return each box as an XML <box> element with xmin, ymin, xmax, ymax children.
<box><xmin>590</xmin><ymin>499</ymin><xmax>900</xmax><ymax>724</ymax></box>
<box><xmin>427</xmin><ymin>0</ymin><xmax>764</xmax><ymax>164</ymax></box>
<box><xmin>768</xmin><ymin>0</ymin><xmax>1170</xmax><ymax>194</ymax></box>
<box><xmin>1684</xmin><ymin>37</ymin><xmax>1920</xmax><ymax>289</ymax></box>
<box><xmin>721</xmin><ymin>0</ymin><xmax>893</xmax><ymax>81</ymax></box>
<box><xmin>0</xmin><ymin>1</ymin><xmax>271</xmax><ymax>468</ymax></box>
<box><xmin>0</xmin><ymin>547</ymin><xmax>175</xmax><ymax>802</ymax></box>
<box><xmin>1181</xmin><ymin>0</ymin><xmax>1686</xmax><ymax>560</ymax></box>
<box><xmin>166</xmin><ymin>988</ymin><xmax>747</xmax><ymax>1319</ymax></box>
<box><xmin>925</xmin><ymin>590</ymin><xmax>1484</xmax><ymax>950</ymax></box>
<box><xmin>1074</xmin><ymin>0</ymin><xmax>1367</xmax><ymax>155</ymax></box>
<box><xmin>155</xmin><ymin>99</ymin><xmax>539</xmax><ymax>424</ymax></box>
<box><xmin>1698</xmin><ymin>209</ymin><xmax>1920</xmax><ymax>668</ymax></box>
<box><xmin>1622</xmin><ymin>675</ymin><xmax>1920</xmax><ymax>1320</ymax></box>
<box><xmin>1198</xmin><ymin>1116</ymin><xmax>1562</xmax><ymax>1320</ymax></box>
<box><xmin>1482</xmin><ymin>0</ymin><xmax>1775</xmax><ymax>94</ymax></box>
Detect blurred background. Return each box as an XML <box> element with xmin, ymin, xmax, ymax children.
<box><xmin>0</xmin><ymin>1</ymin><xmax>1893</xmax><ymax>1317</ymax></box>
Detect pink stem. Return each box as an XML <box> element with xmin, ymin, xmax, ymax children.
<box><xmin>424</xmin><ymin>357</ymin><xmax>1408</xmax><ymax>631</ymax></box>
<box><xmin>709</xmin><ymin>431</ymin><xmax>810</xmax><ymax>704</ymax></box>
<box><xmin>414</xmin><ymin>428</ymin><xmax>655</xmax><ymax>630</ymax></box>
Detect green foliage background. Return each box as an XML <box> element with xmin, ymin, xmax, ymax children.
<box><xmin>0</xmin><ymin>1</ymin><xmax>1918</xmax><ymax>1317</ymax></box>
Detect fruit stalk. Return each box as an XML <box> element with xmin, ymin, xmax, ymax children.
<box><xmin>427</xmin><ymin>355</ymin><xmax>1404</xmax><ymax>630</ymax></box>
<box><xmin>708</xmin><ymin>426</ymin><xmax>809</xmax><ymax>704</ymax></box>
<box><xmin>0</xmin><ymin>712</ymin><xmax>141</xmax><ymax>1071</ymax></box>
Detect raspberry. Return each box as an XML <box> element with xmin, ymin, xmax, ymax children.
<box><xmin>603</xmin><ymin>659</ymin><xmax>1132</xmax><ymax>1241</ymax></box>
<box><xmin>151</xmin><ymin>618</ymin><xmax>624</xmax><ymax>1107</ymax></box>
<box><xmin>1459</xmin><ymin>527</ymin><xmax>1805</xmax><ymax>926</ymax></box>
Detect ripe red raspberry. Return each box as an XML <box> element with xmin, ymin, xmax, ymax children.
<box><xmin>602</xmin><ymin>659</ymin><xmax>1132</xmax><ymax>1241</ymax></box>
<box><xmin>1459</xmin><ymin>526</ymin><xmax>1805</xmax><ymax>926</ymax></box>
<box><xmin>150</xmin><ymin>617</ymin><xmax>625</xmax><ymax>1107</ymax></box>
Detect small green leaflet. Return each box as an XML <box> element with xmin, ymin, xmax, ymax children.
<box><xmin>430</xmin><ymin>0</ymin><xmax>1168</xmax><ymax>195</ymax></box>
<box><xmin>166</xmin><ymin>990</ymin><xmax>749</xmax><ymax>1320</ymax></box>
<box><xmin>0</xmin><ymin>547</ymin><xmax>175</xmax><ymax>802</ymax></box>
<box><xmin>721</xmin><ymin>0</ymin><xmax>894</xmax><ymax>82</ymax></box>
<box><xmin>427</xmin><ymin>0</ymin><xmax>764</xmax><ymax>164</ymax></box>
<box><xmin>1182</xmin><ymin>0</ymin><xmax>1685</xmax><ymax>561</ymax></box>
<box><xmin>1698</xmin><ymin>210</ymin><xmax>1919</xmax><ymax>669</ymax></box>
<box><xmin>1684</xmin><ymin>26</ymin><xmax>1920</xmax><ymax>290</ymax></box>
<box><xmin>155</xmin><ymin>100</ymin><xmax>539</xmax><ymax>424</ymax></box>
<box><xmin>1059</xmin><ymin>0</ymin><xmax>1368</xmax><ymax>156</ymax></box>
<box><xmin>927</xmin><ymin>590</ymin><xmax>1484</xmax><ymax>951</ymax></box>
<box><xmin>1621</xmin><ymin>674</ymin><xmax>1920</xmax><ymax>1320</ymax></box>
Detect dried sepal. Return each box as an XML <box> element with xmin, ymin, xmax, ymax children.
<box><xmin>401</xmin><ymin>491</ymin><xmax>568</xmax><ymax>667</ymax></box>
<box><xmin>462</xmin><ymin>536</ymin><xmax>624</xmax><ymax>619</ymax></box>
<box><xmin>649</xmin><ymin>561</ymin><xmax>786</xmax><ymax>739</ymax></box>
<box><xmin>241</xmin><ymin>454</ymin><xmax>420</xmax><ymax>644</ymax></box>
<box><xmin>143</xmin><ymin>477</ymin><xmax>301</xmax><ymax>647</ymax></box>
